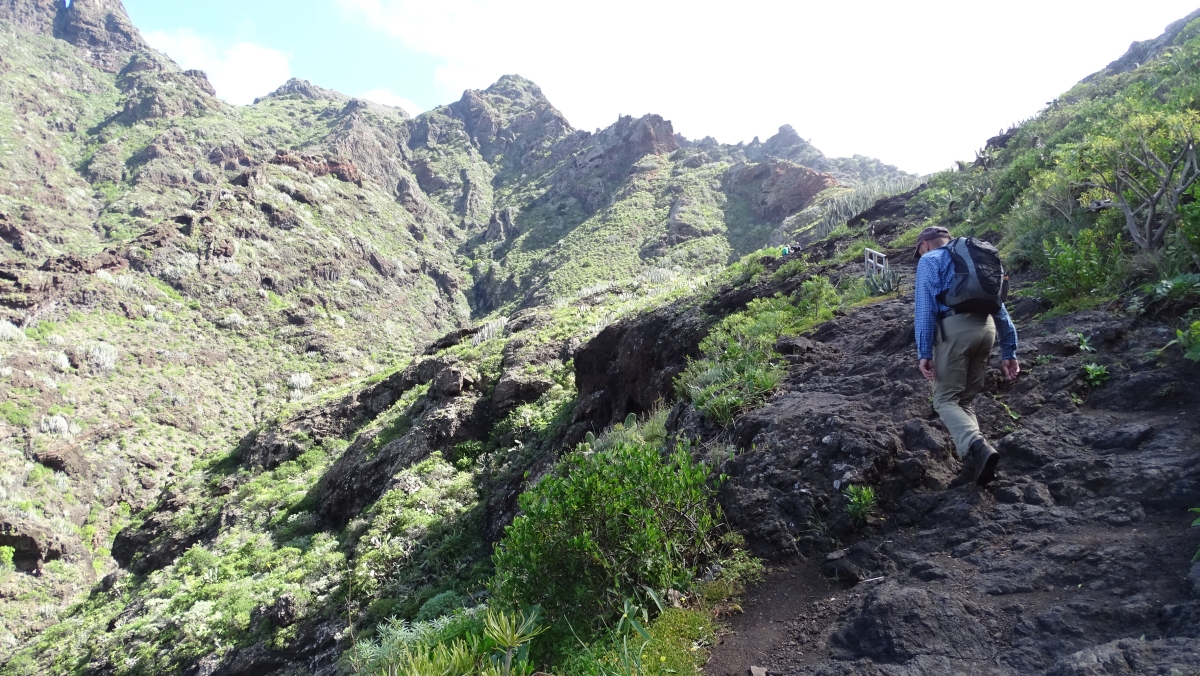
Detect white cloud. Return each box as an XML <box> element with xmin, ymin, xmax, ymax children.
<box><xmin>144</xmin><ymin>28</ymin><xmax>292</xmax><ymax>105</ymax></box>
<box><xmin>336</xmin><ymin>0</ymin><xmax>1200</xmax><ymax>174</ymax></box>
<box><xmin>359</xmin><ymin>87</ymin><xmax>424</xmax><ymax>115</ymax></box>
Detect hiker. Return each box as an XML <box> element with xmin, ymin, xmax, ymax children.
<box><xmin>913</xmin><ymin>226</ymin><xmax>1019</xmax><ymax>486</ymax></box>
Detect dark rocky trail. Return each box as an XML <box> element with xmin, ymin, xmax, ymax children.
<box><xmin>576</xmin><ymin>241</ymin><xmax>1200</xmax><ymax>674</ymax></box>
<box><xmin>708</xmin><ymin>302</ymin><xmax>1200</xmax><ymax>674</ymax></box>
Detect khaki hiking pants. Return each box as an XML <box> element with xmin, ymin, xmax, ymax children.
<box><xmin>933</xmin><ymin>312</ymin><xmax>996</xmax><ymax>458</ymax></box>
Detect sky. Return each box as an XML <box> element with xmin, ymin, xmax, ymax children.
<box><xmin>125</xmin><ymin>0</ymin><xmax>1200</xmax><ymax>175</ymax></box>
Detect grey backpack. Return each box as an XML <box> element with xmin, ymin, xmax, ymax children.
<box><xmin>936</xmin><ymin>237</ymin><xmax>1009</xmax><ymax>314</ymax></box>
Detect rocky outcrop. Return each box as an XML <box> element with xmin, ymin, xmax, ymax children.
<box><xmin>257</xmin><ymin>77</ymin><xmax>351</xmax><ymax>103</ymax></box>
<box><xmin>110</xmin><ymin>494</ymin><xmax>219</xmax><ymax>574</ymax></box>
<box><xmin>270</xmin><ymin>150</ymin><xmax>363</xmax><ymax>186</ymax></box>
<box><xmin>0</xmin><ymin>0</ymin><xmax>61</xmax><ymax>34</ymax></box>
<box><xmin>572</xmin><ymin>305</ymin><xmax>707</xmax><ymax>434</ymax></box>
<box><xmin>52</xmin><ymin>0</ymin><xmax>147</xmax><ymax>72</ymax></box>
<box><xmin>846</xmin><ymin>184</ymin><xmax>929</xmax><ymax>240</ymax></box>
<box><xmin>1047</xmin><ymin>638</ymin><xmax>1200</xmax><ymax>675</ymax></box>
<box><xmin>666</xmin><ymin>191</ymin><xmax>724</xmax><ymax>244</ymax></box>
<box><xmin>541</xmin><ymin>113</ymin><xmax>679</xmax><ymax>214</ymax></box>
<box><xmin>744</xmin><ymin>124</ymin><xmax>828</xmax><ymax>169</ymax></box>
<box><xmin>725</xmin><ymin>158</ymin><xmax>838</xmax><ymax>222</ymax></box>
<box><xmin>0</xmin><ymin>517</ymin><xmax>88</xmax><ymax>573</ymax></box>
<box><xmin>446</xmin><ymin>74</ymin><xmax>572</xmax><ymax>165</ymax></box>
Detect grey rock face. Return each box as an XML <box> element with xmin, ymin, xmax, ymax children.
<box><xmin>52</xmin><ymin>0</ymin><xmax>148</xmax><ymax>72</ymax></box>
<box><xmin>0</xmin><ymin>0</ymin><xmax>61</xmax><ymax>35</ymax></box>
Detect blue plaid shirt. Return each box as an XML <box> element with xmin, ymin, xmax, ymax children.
<box><xmin>914</xmin><ymin>246</ymin><xmax>1018</xmax><ymax>361</ymax></box>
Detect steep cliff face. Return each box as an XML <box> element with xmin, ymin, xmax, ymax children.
<box><xmin>53</xmin><ymin>0</ymin><xmax>147</xmax><ymax>72</ymax></box>
<box><xmin>0</xmin><ymin>0</ymin><xmax>60</xmax><ymax>34</ymax></box>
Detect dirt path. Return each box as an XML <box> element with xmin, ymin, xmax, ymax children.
<box><xmin>705</xmin><ymin>560</ymin><xmax>844</xmax><ymax>675</ymax></box>
<box><xmin>706</xmin><ymin>513</ymin><xmax>1198</xmax><ymax>676</ymax></box>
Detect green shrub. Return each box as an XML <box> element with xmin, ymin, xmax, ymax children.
<box><xmin>0</xmin><ymin>400</ymin><xmax>33</xmax><ymax>427</ymax></box>
<box><xmin>1166</xmin><ymin>320</ymin><xmax>1200</xmax><ymax>361</ymax></box>
<box><xmin>795</xmin><ymin>276</ymin><xmax>840</xmax><ymax>319</ymax></box>
<box><xmin>674</xmin><ymin>296</ymin><xmax>797</xmax><ymax>424</ymax></box>
<box><xmin>351</xmin><ymin>606</ymin><xmax>544</xmax><ymax>676</ymax></box>
<box><xmin>491</xmin><ymin>440</ymin><xmax>721</xmax><ymax>633</ymax></box>
<box><xmin>589</xmin><ymin>408</ymin><xmax>668</xmax><ymax>455</ymax></box>
<box><xmin>724</xmin><ymin>247</ymin><xmax>781</xmax><ymax>286</ymax></box>
<box><xmin>1151</xmin><ymin>273</ymin><xmax>1200</xmax><ymax>304</ymax></box>
<box><xmin>865</xmin><ymin>269</ymin><xmax>902</xmax><ymax>296</ymax></box>
<box><xmin>890</xmin><ymin>224</ymin><xmax>924</xmax><ymax>249</ymax></box>
<box><xmin>1083</xmin><ymin>362</ymin><xmax>1110</xmax><ymax>386</ymax></box>
<box><xmin>842</xmin><ymin>485</ymin><xmax>878</xmax><ymax>527</ymax></box>
<box><xmin>834</xmin><ymin>237</ymin><xmax>878</xmax><ymax>264</ymax></box>
<box><xmin>351</xmin><ymin>454</ymin><xmax>488</xmax><ymax>615</ymax></box>
<box><xmin>416</xmin><ymin>590</ymin><xmax>465</xmax><ymax>622</ymax></box>
<box><xmin>772</xmin><ymin>257</ymin><xmax>807</xmax><ymax>281</ymax></box>
<box><xmin>1039</xmin><ymin>229</ymin><xmax>1124</xmax><ymax>308</ymax></box>
<box><xmin>839</xmin><ymin>277</ymin><xmax>874</xmax><ymax>306</ymax></box>
<box><xmin>0</xmin><ymin>545</ymin><xmax>14</xmax><ymax>570</ymax></box>
<box><xmin>642</xmin><ymin>608</ymin><xmax>715</xmax><ymax>676</ymax></box>
<box><xmin>567</xmin><ymin>601</ymin><xmax>716</xmax><ymax>676</ymax></box>
<box><xmin>676</xmin><ymin>279</ymin><xmax>841</xmax><ymax>425</ymax></box>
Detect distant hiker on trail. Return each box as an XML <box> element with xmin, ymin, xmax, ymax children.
<box><xmin>913</xmin><ymin>226</ymin><xmax>1019</xmax><ymax>487</ymax></box>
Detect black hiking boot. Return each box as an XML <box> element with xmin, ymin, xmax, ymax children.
<box><xmin>950</xmin><ymin>439</ymin><xmax>1000</xmax><ymax>488</ymax></box>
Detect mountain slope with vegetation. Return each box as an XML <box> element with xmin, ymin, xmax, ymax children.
<box><xmin>0</xmin><ymin>0</ymin><xmax>915</xmax><ymax>671</ymax></box>
<box><xmin>1</xmin><ymin>1</ymin><xmax>1199</xmax><ymax>675</ymax></box>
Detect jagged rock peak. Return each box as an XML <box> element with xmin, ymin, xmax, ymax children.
<box><xmin>0</xmin><ymin>0</ymin><xmax>151</xmax><ymax>72</ymax></box>
<box><xmin>257</xmin><ymin>77</ymin><xmax>351</xmax><ymax>104</ymax></box>
<box><xmin>452</xmin><ymin>74</ymin><xmax>567</xmax><ymax>131</ymax></box>
<box><xmin>481</xmin><ymin>74</ymin><xmax>551</xmax><ymax>107</ymax></box>
<box><xmin>2</xmin><ymin>0</ymin><xmax>147</xmax><ymax>70</ymax></box>
<box><xmin>746</xmin><ymin>124</ymin><xmax>827</xmax><ymax>168</ymax></box>
<box><xmin>53</xmin><ymin>0</ymin><xmax>147</xmax><ymax>72</ymax></box>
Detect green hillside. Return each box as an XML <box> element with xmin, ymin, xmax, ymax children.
<box><xmin>2</xmin><ymin>1</ymin><xmax>1199</xmax><ymax>674</ymax></box>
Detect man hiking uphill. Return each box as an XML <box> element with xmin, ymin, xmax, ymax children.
<box><xmin>913</xmin><ymin>226</ymin><xmax>1020</xmax><ymax>487</ymax></box>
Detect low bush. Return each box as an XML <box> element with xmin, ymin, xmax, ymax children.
<box><xmin>842</xmin><ymin>485</ymin><xmax>878</xmax><ymax>527</ymax></box>
<box><xmin>1165</xmin><ymin>319</ymin><xmax>1200</xmax><ymax>361</ymax></box>
<box><xmin>772</xmin><ymin>257</ymin><xmax>807</xmax><ymax>281</ymax></box>
<box><xmin>834</xmin><ymin>237</ymin><xmax>878</xmax><ymax>265</ymax></box>
<box><xmin>890</xmin><ymin>224</ymin><xmax>925</xmax><ymax>249</ymax></box>
<box><xmin>351</xmin><ymin>453</ymin><xmax>489</xmax><ymax>620</ymax></box>
<box><xmin>1038</xmin><ymin>229</ymin><xmax>1124</xmax><ymax>309</ymax></box>
<box><xmin>350</xmin><ymin>606</ymin><xmax>544</xmax><ymax>676</ymax></box>
<box><xmin>1151</xmin><ymin>273</ymin><xmax>1200</xmax><ymax>305</ymax></box>
<box><xmin>491</xmin><ymin>438</ymin><xmax>722</xmax><ymax>638</ymax></box>
<box><xmin>1083</xmin><ymin>362</ymin><xmax>1110</xmax><ymax>386</ymax></box>
<box><xmin>0</xmin><ymin>320</ymin><xmax>25</xmax><ymax>341</ymax></box>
